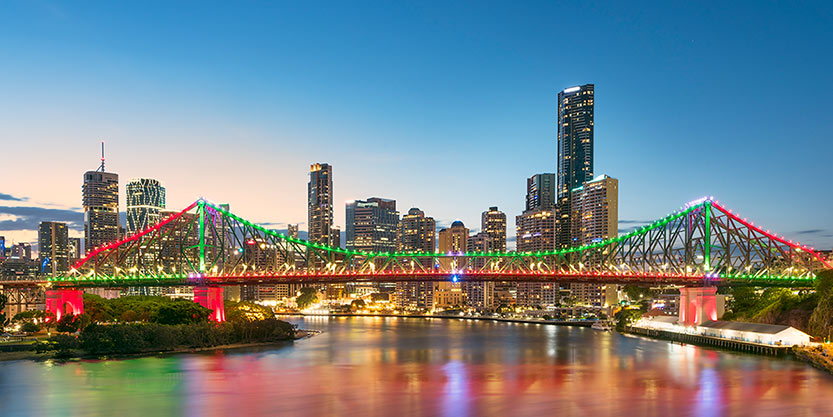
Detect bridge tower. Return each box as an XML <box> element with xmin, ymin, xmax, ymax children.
<box><xmin>45</xmin><ymin>289</ymin><xmax>84</xmax><ymax>321</ymax></box>
<box><xmin>194</xmin><ymin>286</ymin><xmax>225</xmax><ymax>322</ymax></box>
<box><xmin>678</xmin><ymin>287</ymin><xmax>718</xmax><ymax>326</ymax></box>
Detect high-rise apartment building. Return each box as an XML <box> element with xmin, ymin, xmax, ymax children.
<box><xmin>570</xmin><ymin>175</ymin><xmax>618</xmax><ymax>246</ymax></box>
<box><xmin>397</xmin><ymin>208</ymin><xmax>436</xmax><ymax>252</ymax></box>
<box><xmin>515</xmin><ymin>208</ymin><xmax>558</xmax><ymax>253</ymax></box>
<box><xmin>526</xmin><ymin>173</ymin><xmax>556</xmax><ymax>212</ymax></box>
<box><xmin>346</xmin><ymin>198</ymin><xmax>399</xmax><ymax>253</ymax></box>
<box><xmin>38</xmin><ymin>221</ymin><xmax>69</xmax><ymax>275</ymax></box>
<box><xmin>395</xmin><ymin>208</ymin><xmax>436</xmax><ymax>312</ymax></box>
<box><xmin>126</xmin><ymin>178</ymin><xmax>166</xmax><ymax>234</ymax></box>
<box><xmin>569</xmin><ymin>174</ymin><xmax>619</xmax><ymax>307</ymax></box>
<box><xmin>438</xmin><ymin>221</ymin><xmax>468</xmax><ymax>253</ymax></box>
<box><xmin>516</xmin><ymin>173</ymin><xmax>560</xmax><ymax>307</ymax></box>
<box><xmin>557</xmin><ymin>84</ymin><xmax>594</xmax><ymax>247</ymax></box>
<box><xmin>481</xmin><ymin>206</ymin><xmax>507</xmax><ymax>252</ymax></box>
<box><xmin>308</xmin><ymin>163</ymin><xmax>335</xmax><ymax>246</ymax></box>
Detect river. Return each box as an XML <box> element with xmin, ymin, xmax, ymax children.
<box><xmin>1</xmin><ymin>316</ymin><xmax>832</xmax><ymax>416</ymax></box>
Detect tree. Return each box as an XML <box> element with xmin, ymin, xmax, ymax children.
<box><xmin>296</xmin><ymin>287</ymin><xmax>319</xmax><ymax>310</ymax></box>
<box><xmin>21</xmin><ymin>322</ymin><xmax>41</xmax><ymax>333</ymax></box>
<box><xmin>0</xmin><ymin>293</ymin><xmax>7</xmax><ymax>327</ymax></box>
<box><xmin>152</xmin><ymin>301</ymin><xmax>211</xmax><ymax>325</ymax></box>
<box><xmin>225</xmin><ymin>301</ymin><xmax>274</xmax><ymax>322</ymax></box>
<box><xmin>350</xmin><ymin>299</ymin><xmax>366</xmax><ymax>312</ymax></box>
<box><xmin>56</xmin><ymin>314</ymin><xmax>87</xmax><ymax>333</ymax></box>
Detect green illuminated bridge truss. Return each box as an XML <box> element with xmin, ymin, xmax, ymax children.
<box><xmin>46</xmin><ymin>197</ymin><xmax>831</xmax><ymax>288</ymax></box>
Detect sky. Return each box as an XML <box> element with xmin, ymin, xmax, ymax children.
<box><xmin>1</xmin><ymin>1</ymin><xmax>832</xmax><ymax>252</ymax></box>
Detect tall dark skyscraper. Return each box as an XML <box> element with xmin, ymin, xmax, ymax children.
<box><xmin>308</xmin><ymin>163</ymin><xmax>334</xmax><ymax>246</ymax></box>
<box><xmin>526</xmin><ymin>173</ymin><xmax>556</xmax><ymax>212</ymax></box>
<box><xmin>83</xmin><ymin>144</ymin><xmax>119</xmax><ymax>253</ymax></box>
<box><xmin>557</xmin><ymin>84</ymin><xmax>594</xmax><ymax>247</ymax></box>
<box><xmin>38</xmin><ymin>221</ymin><xmax>69</xmax><ymax>275</ymax></box>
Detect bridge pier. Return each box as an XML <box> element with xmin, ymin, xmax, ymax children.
<box><xmin>194</xmin><ymin>286</ymin><xmax>225</xmax><ymax>322</ymax></box>
<box><xmin>45</xmin><ymin>289</ymin><xmax>84</xmax><ymax>322</ymax></box>
<box><xmin>678</xmin><ymin>287</ymin><xmax>717</xmax><ymax>326</ymax></box>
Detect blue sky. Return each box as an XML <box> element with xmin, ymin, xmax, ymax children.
<box><xmin>1</xmin><ymin>1</ymin><xmax>832</xmax><ymax>250</ymax></box>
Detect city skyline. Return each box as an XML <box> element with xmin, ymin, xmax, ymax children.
<box><xmin>2</xmin><ymin>2</ymin><xmax>832</xmax><ymax>252</ymax></box>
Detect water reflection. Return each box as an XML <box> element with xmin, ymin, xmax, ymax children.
<box><xmin>1</xmin><ymin>316</ymin><xmax>832</xmax><ymax>416</ymax></box>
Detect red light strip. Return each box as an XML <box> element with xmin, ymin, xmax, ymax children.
<box><xmin>73</xmin><ymin>200</ymin><xmax>200</xmax><ymax>270</ymax></box>
<box><xmin>711</xmin><ymin>202</ymin><xmax>832</xmax><ymax>269</ymax></box>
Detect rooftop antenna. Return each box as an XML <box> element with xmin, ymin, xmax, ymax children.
<box><xmin>97</xmin><ymin>141</ymin><xmax>105</xmax><ymax>172</ymax></box>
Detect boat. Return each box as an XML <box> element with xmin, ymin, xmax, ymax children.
<box><xmin>591</xmin><ymin>321</ymin><xmax>614</xmax><ymax>331</ymax></box>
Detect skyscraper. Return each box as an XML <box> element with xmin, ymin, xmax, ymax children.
<box><xmin>38</xmin><ymin>221</ymin><xmax>69</xmax><ymax>275</ymax></box>
<box><xmin>83</xmin><ymin>168</ymin><xmax>119</xmax><ymax>253</ymax></box>
<box><xmin>308</xmin><ymin>163</ymin><xmax>334</xmax><ymax>246</ymax></box>
<box><xmin>438</xmin><ymin>221</ymin><xmax>468</xmax><ymax>253</ymax></box>
<box><xmin>570</xmin><ymin>175</ymin><xmax>618</xmax><ymax>246</ymax></box>
<box><xmin>526</xmin><ymin>173</ymin><xmax>556</xmax><ymax>212</ymax></box>
<box><xmin>126</xmin><ymin>178</ymin><xmax>166</xmax><ymax>234</ymax></box>
<box><xmin>345</xmin><ymin>198</ymin><xmax>399</xmax><ymax>253</ymax></box>
<box><xmin>557</xmin><ymin>84</ymin><xmax>594</xmax><ymax>247</ymax></box>
<box><xmin>397</xmin><ymin>208</ymin><xmax>436</xmax><ymax>252</ymax></box>
<box><xmin>569</xmin><ymin>174</ymin><xmax>619</xmax><ymax>308</ymax></box>
<box><xmin>516</xmin><ymin>174</ymin><xmax>559</xmax><ymax>308</ymax></box>
<box><xmin>481</xmin><ymin>206</ymin><xmax>507</xmax><ymax>252</ymax></box>
<box><xmin>395</xmin><ymin>208</ymin><xmax>436</xmax><ymax>312</ymax></box>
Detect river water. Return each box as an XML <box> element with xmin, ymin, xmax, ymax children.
<box><xmin>1</xmin><ymin>316</ymin><xmax>832</xmax><ymax>416</ymax></box>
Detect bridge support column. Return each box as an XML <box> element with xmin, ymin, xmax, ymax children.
<box><xmin>679</xmin><ymin>287</ymin><xmax>717</xmax><ymax>326</ymax></box>
<box><xmin>194</xmin><ymin>286</ymin><xmax>225</xmax><ymax>322</ymax></box>
<box><xmin>45</xmin><ymin>289</ymin><xmax>84</xmax><ymax>322</ymax></box>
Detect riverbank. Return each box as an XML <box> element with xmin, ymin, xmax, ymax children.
<box><xmin>794</xmin><ymin>345</ymin><xmax>833</xmax><ymax>374</ymax></box>
<box><xmin>280</xmin><ymin>312</ymin><xmax>598</xmax><ymax>327</ymax></box>
<box><xmin>0</xmin><ymin>321</ymin><xmax>314</xmax><ymax>362</ymax></box>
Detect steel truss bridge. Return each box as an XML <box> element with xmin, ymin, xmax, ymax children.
<box><xmin>14</xmin><ymin>197</ymin><xmax>822</xmax><ymax>289</ymax></box>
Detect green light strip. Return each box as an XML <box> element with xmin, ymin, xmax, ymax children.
<box><xmin>203</xmin><ymin>201</ymin><xmax>704</xmax><ymax>258</ymax></box>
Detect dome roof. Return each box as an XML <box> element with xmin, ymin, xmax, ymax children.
<box><xmin>451</xmin><ymin>220</ymin><xmax>464</xmax><ymax>228</ymax></box>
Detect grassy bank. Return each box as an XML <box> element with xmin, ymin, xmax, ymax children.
<box><xmin>794</xmin><ymin>345</ymin><xmax>833</xmax><ymax>374</ymax></box>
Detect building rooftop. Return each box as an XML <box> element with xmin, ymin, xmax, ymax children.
<box><xmin>699</xmin><ymin>320</ymin><xmax>799</xmax><ymax>335</ymax></box>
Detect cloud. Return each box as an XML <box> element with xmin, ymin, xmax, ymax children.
<box><xmin>619</xmin><ymin>219</ymin><xmax>651</xmax><ymax>224</ymax></box>
<box><xmin>796</xmin><ymin>229</ymin><xmax>825</xmax><ymax>235</ymax></box>
<box><xmin>0</xmin><ymin>193</ymin><xmax>27</xmax><ymax>202</ymax></box>
<box><xmin>0</xmin><ymin>206</ymin><xmax>84</xmax><ymax>231</ymax></box>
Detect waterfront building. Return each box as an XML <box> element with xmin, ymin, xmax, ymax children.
<box><xmin>435</xmin><ymin>221</ymin><xmax>469</xmax><ymax>309</ymax></box>
<box><xmin>83</xmin><ymin>169</ymin><xmax>119</xmax><ymax>254</ymax></box>
<box><xmin>345</xmin><ymin>198</ymin><xmax>399</xmax><ymax>252</ymax></box>
<box><xmin>556</xmin><ymin>84</ymin><xmax>594</xmax><ymax>248</ymax></box>
<box><xmin>526</xmin><ymin>173</ymin><xmax>556</xmax><ymax>212</ymax></box>
<box><xmin>126</xmin><ymin>178</ymin><xmax>166</xmax><ymax>234</ymax></box>
<box><xmin>569</xmin><ymin>175</ymin><xmax>619</xmax><ymax>308</ymax></box>
<box><xmin>38</xmin><ymin>221</ymin><xmax>69</xmax><ymax>275</ymax></box>
<box><xmin>516</xmin><ymin>175</ymin><xmax>560</xmax><ymax>308</ymax></box>
<box><xmin>308</xmin><ymin>163</ymin><xmax>335</xmax><ymax>246</ymax></box>
<box><xmin>395</xmin><ymin>208</ymin><xmax>436</xmax><ymax>311</ymax></box>
<box><xmin>481</xmin><ymin>206</ymin><xmax>507</xmax><ymax>252</ymax></box>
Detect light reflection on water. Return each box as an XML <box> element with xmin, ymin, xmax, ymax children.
<box><xmin>1</xmin><ymin>316</ymin><xmax>832</xmax><ymax>417</ymax></box>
